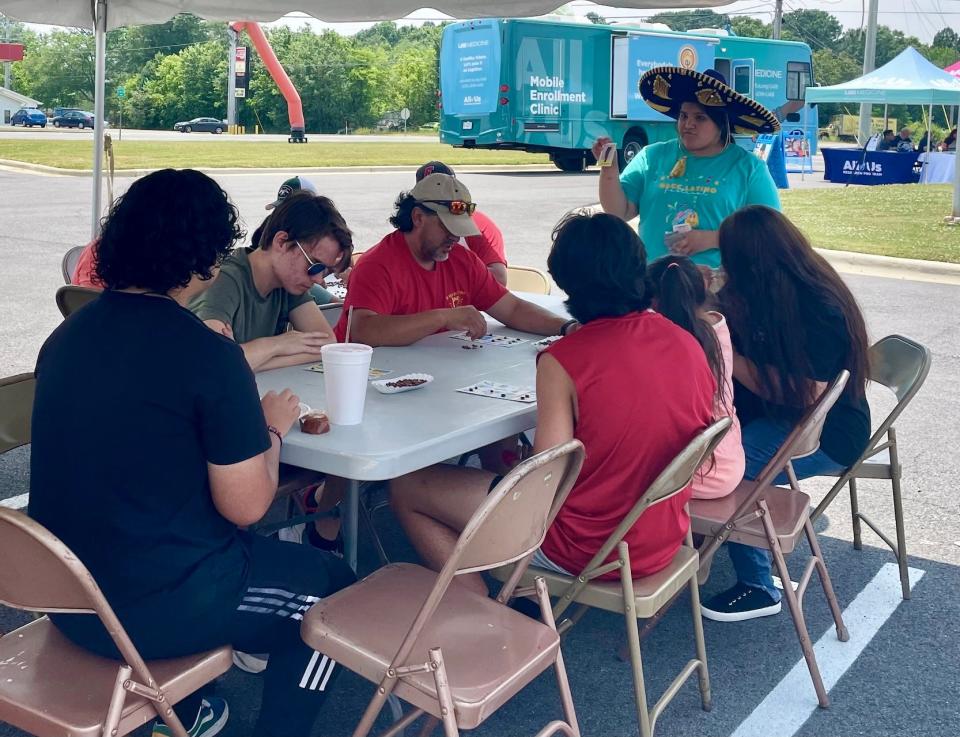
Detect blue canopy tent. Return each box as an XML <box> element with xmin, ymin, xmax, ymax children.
<box><xmin>806</xmin><ymin>46</ymin><xmax>960</xmax><ymax>218</ymax></box>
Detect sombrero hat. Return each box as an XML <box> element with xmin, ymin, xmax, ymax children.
<box><xmin>639</xmin><ymin>66</ymin><xmax>780</xmax><ymax>135</ymax></box>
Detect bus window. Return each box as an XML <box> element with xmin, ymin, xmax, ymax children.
<box><xmin>733</xmin><ymin>64</ymin><xmax>752</xmax><ymax>95</ymax></box>
<box><xmin>714</xmin><ymin>58</ymin><xmax>731</xmax><ymax>82</ymax></box>
<box><xmin>787</xmin><ymin>61</ymin><xmax>812</xmax><ymax>101</ymax></box>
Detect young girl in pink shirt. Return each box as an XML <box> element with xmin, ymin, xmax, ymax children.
<box><xmin>648</xmin><ymin>255</ymin><xmax>744</xmax><ymax>499</ymax></box>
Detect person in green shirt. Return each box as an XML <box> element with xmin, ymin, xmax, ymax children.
<box><xmin>191</xmin><ymin>192</ymin><xmax>353</xmax><ymax>372</ymax></box>
<box><xmin>594</xmin><ymin>66</ymin><xmax>782</xmax><ymax>270</ymax></box>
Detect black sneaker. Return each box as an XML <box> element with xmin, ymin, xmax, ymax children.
<box><xmin>700</xmin><ymin>582</ymin><xmax>782</xmax><ymax>622</ymax></box>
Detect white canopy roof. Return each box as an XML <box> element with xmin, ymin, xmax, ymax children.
<box><xmin>0</xmin><ymin>0</ymin><xmax>734</xmax><ymax>32</ymax></box>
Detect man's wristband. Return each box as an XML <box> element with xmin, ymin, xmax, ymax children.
<box><xmin>267</xmin><ymin>425</ymin><xmax>283</xmax><ymax>446</ymax></box>
<box><xmin>560</xmin><ymin>319</ymin><xmax>579</xmax><ymax>336</ymax></box>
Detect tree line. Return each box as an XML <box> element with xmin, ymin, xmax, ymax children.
<box><xmin>3</xmin><ymin>10</ymin><xmax>959</xmax><ymax>133</ymax></box>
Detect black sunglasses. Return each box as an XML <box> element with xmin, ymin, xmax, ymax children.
<box><xmin>295</xmin><ymin>241</ymin><xmax>328</xmax><ymax>277</ymax></box>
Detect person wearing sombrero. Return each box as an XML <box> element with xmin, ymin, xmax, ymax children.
<box><xmin>593</xmin><ymin>66</ymin><xmax>781</xmax><ymax>269</ymax></box>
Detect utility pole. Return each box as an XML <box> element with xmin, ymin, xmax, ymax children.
<box><xmin>227</xmin><ymin>26</ymin><xmax>238</xmax><ymax>131</ymax></box>
<box><xmin>858</xmin><ymin>0</ymin><xmax>879</xmax><ymax>146</ymax></box>
<box><xmin>772</xmin><ymin>0</ymin><xmax>783</xmax><ymax>40</ymax></box>
<box><xmin>3</xmin><ymin>15</ymin><xmax>11</xmax><ymax>90</ymax></box>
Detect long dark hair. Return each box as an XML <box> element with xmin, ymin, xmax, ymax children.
<box><xmin>648</xmin><ymin>255</ymin><xmax>725</xmax><ymax>404</ymax></box>
<box><xmin>718</xmin><ymin>205</ymin><xmax>870</xmax><ymax>409</ymax></box>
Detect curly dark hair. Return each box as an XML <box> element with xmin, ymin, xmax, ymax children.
<box><xmin>389</xmin><ymin>192</ymin><xmax>434</xmax><ymax>233</ymax></box>
<box><xmin>547</xmin><ymin>211</ymin><xmax>651</xmax><ymax>324</ymax></box>
<box><xmin>257</xmin><ymin>192</ymin><xmax>354</xmax><ymax>273</ymax></box>
<box><xmin>94</xmin><ymin>169</ymin><xmax>243</xmax><ymax>292</ymax></box>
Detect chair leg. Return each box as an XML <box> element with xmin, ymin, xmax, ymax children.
<box><xmin>429</xmin><ymin>647</ymin><xmax>460</xmax><ymax>737</ymax></box>
<box><xmin>888</xmin><ymin>432</ymin><xmax>911</xmax><ymax>600</ymax></box>
<box><xmin>352</xmin><ymin>678</ymin><xmax>395</xmax><ymax>737</ymax></box>
<box><xmin>536</xmin><ymin>577</ymin><xmax>581</xmax><ymax>737</ymax></box>
<box><xmin>760</xmin><ymin>503</ymin><xmax>830</xmax><ymax>709</ymax></box>
<box><xmin>618</xmin><ymin>552</ymin><xmax>652</xmax><ymax>737</ymax></box>
<box><xmin>804</xmin><ymin>519</ymin><xmax>849</xmax><ymax>642</ymax></box>
<box><xmin>359</xmin><ymin>491</ymin><xmax>390</xmax><ymax>566</ymax></box>
<box><xmin>417</xmin><ymin>716</ymin><xmax>440</xmax><ymax>737</ymax></box>
<box><xmin>687</xmin><ymin>574</ymin><xmax>712</xmax><ymax>712</ymax></box>
<box><xmin>848</xmin><ymin>478</ymin><xmax>863</xmax><ymax>551</ymax></box>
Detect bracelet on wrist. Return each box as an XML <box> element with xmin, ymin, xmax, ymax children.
<box><xmin>267</xmin><ymin>425</ymin><xmax>283</xmax><ymax>446</ymax></box>
<box><xmin>560</xmin><ymin>319</ymin><xmax>579</xmax><ymax>336</ymax></box>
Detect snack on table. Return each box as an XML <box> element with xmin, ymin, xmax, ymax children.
<box><xmin>386</xmin><ymin>378</ymin><xmax>427</xmax><ymax>388</ymax></box>
<box><xmin>299</xmin><ymin>411</ymin><xmax>330</xmax><ymax>435</ymax></box>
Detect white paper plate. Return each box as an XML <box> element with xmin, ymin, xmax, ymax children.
<box><xmin>372</xmin><ymin>373</ymin><xmax>434</xmax><ymax>394</ymax></box>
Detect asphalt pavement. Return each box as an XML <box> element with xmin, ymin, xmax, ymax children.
<box><xmin>0</xmin><ymin>166</ymin><xmax>958</xmax><ymax>736</ymax></box>
<box><xmin>0</xmin><ymin>126</ymin><xmax>438</xmax><ymax>143</ymax></box>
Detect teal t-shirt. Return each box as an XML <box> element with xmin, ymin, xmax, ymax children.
<box><xmin>620</xmin><ymin>139</ymin><xmax>781</xmax><ymax>268</ymax></box>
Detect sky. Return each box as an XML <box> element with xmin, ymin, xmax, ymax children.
<box><xmin>268</xmin><ymin>0</ymin><xmax>959</xmax><ymax>44</ymax></box>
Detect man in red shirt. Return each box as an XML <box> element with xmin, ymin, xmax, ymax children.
<box><xmin>415</xmin><ymin>161</ymin><xmax>508</xmax><ymax>285</ymax></box>
<box><xmin>335</xmin><ymin>173</ymin><xmax>571</xmax><ymax>346</ymax></box>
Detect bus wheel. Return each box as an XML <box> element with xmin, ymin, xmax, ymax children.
<box><xmin>619</xmin><ymin>133</ymin><xmax>646</xmax><ymax>171</ymax></box>
<box><xmin>552</xmin><ymin>153</ymin><xmax>586</xmax><ymax>172</ymax></box>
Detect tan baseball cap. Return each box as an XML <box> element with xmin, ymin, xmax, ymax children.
<box><xmin>410</xmin><ymin>173</ymin><xmax>480</xmax><ymax>238</ymax></box>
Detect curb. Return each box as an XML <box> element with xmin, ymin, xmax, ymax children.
<box><xmin>0</xmin><ymin>158</ymin><xmax>557</xmax><ymax>178</ymax></box>
<box><xmin>817</xmin><ymin>248</ymin><xmax>960</xmax><ymax>284</ymax></box>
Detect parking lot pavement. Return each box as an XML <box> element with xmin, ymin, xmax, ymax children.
<box><xmin>0</xmin><ymin>166</ymin><xmax>957</xmax><ymax>736</ymax></box>
<box><xmin>0</xmin><ymin>127</ymin><xmax>439</xmax><ymax>143</ymax></box>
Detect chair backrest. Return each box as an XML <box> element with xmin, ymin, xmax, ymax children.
<box><xmin>0</xmin><ymin>508</ymin><xmax>159</xmax><ymax>685</ymax></box>
<box><xmin>56</xmin><ymin>285</ymin><xmax>101</xmax><ymax>318</ymax></box>
<box><xmin>350</xmin><ymin>250</ymin><xmax>364</xmax><ymax>267</ymax></box>
<box><xmin>869</xmin><ymin>334</ymin><xmax>931</xmax><ymax>405</ymax></box>
<box><xmin>506</xmin><ymin>265</ymin><xmax>551</xmax><ymax>295</ymax></box>
<box><xmin>0</xmin><ymin>373</ymin><xmax>35</xmax><ymax>454</ymax></box>
<box><xmin>570</xmin><ymin>417</ymin><xmax>731</xmax><ymax>578</ymax></box>
<box><xmin>61</xmin><ymin>245</ymin><xmax>86</xmax><ymax>285</ymax></box>
<box><xmin>318</xmin><ymin>302</ymin><xmax>343</xmax><ymax>326</ymax></box>
<box><xmin>788</xmin><ymin>370</ymin><xmax>850</xmax><ymax>461</ymax></box>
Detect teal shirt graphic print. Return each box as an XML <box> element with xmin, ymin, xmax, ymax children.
<box><xmin>619</xmin><ymin>140</ymin><xmax>781</xmax><ymax>268</ymax></box>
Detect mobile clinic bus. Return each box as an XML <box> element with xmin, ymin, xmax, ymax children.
<box><xmin>438</xmin><ymin>17</ymin><xmax>816</xmax><ymax>172</ymax></box>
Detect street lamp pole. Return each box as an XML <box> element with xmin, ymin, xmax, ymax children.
<box><xmin>857</xmin><ymin>0</ymin><xmax>879</xmax><ymax>146</ymax></box>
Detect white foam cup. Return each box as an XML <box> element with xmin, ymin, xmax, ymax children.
<box><xmin>320</xmin><ymin>343</ymin><xmax>373</xmax><ymax>425</ymax></box>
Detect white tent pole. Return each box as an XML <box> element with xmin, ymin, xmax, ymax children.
<box><xmin>858</xmin><ymin>0</ymin><xmax>879</xmax><ymax>145</ymax></box>
<box><xmin>90</xmin><ymin>0</ymin><xmax>106</xmax><ymax>239</ymax></box>
<box><xmin>953</xmin><ymin>104</ymin><xmax>960</xmax><ymax>219</ymax></box>
<box><xmin>928</xmin><ymin>103</ymin><xmax>933</xmax><ymax>150</ymax></box>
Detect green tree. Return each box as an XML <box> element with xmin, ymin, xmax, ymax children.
<box><xmin>779</xmin><ymin>9</ymin><xmax>842</xmax><ymax>51</ymax></box>
<box><xmin>646</xmin><ymin>10</ymin><xmax>731</xmax><ymax>31</ymax></box>
<box><xmin>14</xmin><ymin>29</ymin><xmax>95</xmax><ymax>108</ymax></box>
<box><xmin>730</xmin><ymin>17</ymin><xmax>770</xmax><ymax>39</ymax></box>
<box><xmin>585</xmin><ymin>12</ymin><xmax>607</xmax><ymax>25</ymax></box>
<box><xmin>108</xmin><ymin>15</ymin><xmax>215</xmax><ymax>79</ymax></box>
<box><xmin>933</xmin><ymin>27</ymin><xmax>960</xmax><ymax>52</ymax></box>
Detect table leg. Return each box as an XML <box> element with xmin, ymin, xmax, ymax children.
<box><xmin>344</xmin><ymin>479</ymin><xmax>360</xmax><ymax>572</ymax></box>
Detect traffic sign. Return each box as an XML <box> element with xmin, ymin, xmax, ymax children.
<box><xmin>235</xmin><ymin>88</ymin><xmax>246</xmax><ymax>98</ymax></box>
<box><xmin>400</xmin><ymin>107</ymin><xmax>411</xmax><ymax>120</ymax></box>
<box><xmin>116</xmin><ymin>86</ymin><xmax>125</xmax><ymax>98</ymax></box>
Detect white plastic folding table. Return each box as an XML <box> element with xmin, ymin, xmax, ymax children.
<box><xmin>255</xmin><ymin>294</ymin><xmax>567</xmax><ymax>570</ymax></box>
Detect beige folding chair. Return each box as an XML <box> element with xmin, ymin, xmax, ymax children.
<box><xmin>0</xmin><ymin>508</ymin><xmax>233</xmax><ymax>737</ymax></box>
<box><xmin>301</xmin><ymin>440</ymin><xmax>586</xmax><ymax>737</ymax></box>
<box><xmin>0</xmin><ymin>373</ymin><xmax>34</xmax><ymax>454</ymax></box>
<box><xmin>692</xmin><ymin>371</ymin><xmax>851</xmax><ymax>709</ymax></box>
<box><xmin>56</xmin><ymin>284</ymin><xmax>102</xmax><ymax>318</ymax></box>
<box><xmin>506</xmin><ymin>265</ymin><xmax>551</xmax><ymax>295</ymax></box>
<box><xmin>810</xmin><ymin>335</ymin><xmax>931</xmax><ymax>600</ymax></box>
<box><xmin>493</xmin><ymin>418</ymin><xmax>732</xmax><ymax>737</ymax></box>
<box><xmin>61</xmin><ymin>245</ymin><xmax>86</xmax><ymax>284</ymax></box>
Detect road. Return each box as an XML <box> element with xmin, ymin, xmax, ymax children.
<box><xmin>0</xmin><ymin>166</ymin><xmax>957</xmax><ymax>736</ymax></box>
<box><xmin>0</xmin><ymin>126</ymin><xmax>439</xmax><ymax>143</ymax></box>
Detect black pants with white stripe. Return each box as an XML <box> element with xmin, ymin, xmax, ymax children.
<box><xmin>54</xmin><ymin>533</ymin><xmax>355</xmax><ymax>737</ymax></box>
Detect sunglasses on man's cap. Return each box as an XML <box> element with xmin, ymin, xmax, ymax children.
<box><xmin>418</xmin><ymin>199</ymin><xmax>477</xmax><ymax>216</ymax></box>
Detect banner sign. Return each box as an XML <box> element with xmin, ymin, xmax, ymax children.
<box><xmin>440</xmin><ymin>21</ymin><xmax>501</xmax><ymax>116</ymax></box>
<box><xmin>784</xmin><ymin>127</ymin><xmax>813</xmax><ymax>172</ymax></box>
<box><xmin>753</xmin><ymin>133</ymin><xmax>778</xmax><ymax>162</ymax></box>
<box><xmin>626</xmin><ymin>36</ymin><xmax>716</xmax><ymax>120</ymax></box>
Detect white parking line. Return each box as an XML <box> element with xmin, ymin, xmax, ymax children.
<box><xmin>0</xmin><ymin>493</ymin><xmax>28</xmax><ymax>510</ymax></box>
<box><xmin>732</xmin><ymin>562</ymin><xmax>924</xmax><ymax>737</ymax></box>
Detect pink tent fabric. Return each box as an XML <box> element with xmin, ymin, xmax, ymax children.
<box><xmin>946</xmin><ymin>61</ymin><xmax>960</xmax><ymax>80</ymax></box>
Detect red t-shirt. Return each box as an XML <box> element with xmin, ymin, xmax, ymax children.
<box><xmin>540</xmin><ymin>311</ymin><xmax>716</xmax><ymax>579</ymax></box>
<box><xmin>72</xmin><ymin>239</ymin><xmax>104</xmax><ymax>288</ymax></box>
<box><xmin>335</xmin><ymin>230</ymin><xmax>508</xmax><ymax>341</ymax></box>
<box><xmin>464</xmin><ymin>210</ymin><xmax>507</xmax><ymax>266</ymax></box>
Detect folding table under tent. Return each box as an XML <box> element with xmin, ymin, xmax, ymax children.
<box><xmin>0</xmin><ymin>0</ymin><xmax>737</xmax><ymax>236</ymax></box>
<box><xmin>806</xmin><ymin>46</ymin><xmax>960</xmax><ymax>218</ymax></box>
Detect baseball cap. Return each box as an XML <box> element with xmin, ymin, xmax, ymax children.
<box><xmin>415</xmin><ymin>160</ymin><xmax>455</xmax><ymax>182</ymax></box>
<box><xmin>410</xmin><ymin>173</ymin><xmax>480</xmax><ymax>238</ymax></box>
<box><xmin>265</xmin><ymin>176</ymin><xmax>318</xmax><ymax>210</ymax></box>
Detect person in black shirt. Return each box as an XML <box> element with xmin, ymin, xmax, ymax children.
<box><xmin>699</xmin><ymin>205</ymin><xmax>871</xmax><ymax>623</ymax></box>
<box><xmin>29</xmin><ymin>169</ymin><xmax>354</xmax><ymax>737</ymax></box>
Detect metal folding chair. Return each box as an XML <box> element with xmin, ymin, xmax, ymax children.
<box><xmin>61</xmin><ymin>245</ymin><xmax>86</xmax><ymax>284</ymax></box>
<box><xmin>56</xmin><ymin>285</ymin><xmax>101</xmax><ymax>318</ymax></box>
<box><xmin>300</xmin><ymin>440</ymin><xmax>585</xmax><ymax>737</ymax></box>
<box><xmin>505</xmin><ymin>265</ymin><xmax>551</xmax><ymax>295</ymax></box>
<box><xmin>810</xmin><ymin>335</ymin><xmax>931</xmax><ymax>600</ymax></box>
<box><xmin>494</xmin><ymin>418</ymin><xmax>732</xmax><ymax>737</ymax></box>
<box><xmin>692</xmin><ymin>371</ymin><xmax>851</xmax><ymax>709</ymax></box>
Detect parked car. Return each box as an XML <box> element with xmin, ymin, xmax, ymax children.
<box><xmin>10</xmin><ymin>107</ymin><xmax>47</xmax><ymax>128</ymax></box>
<box><xmin>52</xmin><ymin>106</ymin><xmax>81</xmax><ymax>118</ymax></box>
<box><xmin>52</xmin><ymin>110</ymin><xmax>96</xmax><ymax>129</ymax></box>
<box><xmin>173</xmin><ymin>117</ymin><xmax>225</xmax><ymax>134</ymax></box>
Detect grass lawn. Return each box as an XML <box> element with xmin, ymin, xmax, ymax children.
<box><xmin>781</xmin><ymin>185</ymin><xmax>960</xmax><ymax>264</ymax></box>
<box><xmin>0</xmin><ymin>140</ymin><xmax>548</xmax><ymax>170</ymax></box>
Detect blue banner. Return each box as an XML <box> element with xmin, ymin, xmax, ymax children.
<box><xmin>626</xmin><ymin>36</ymin><xmax>716</xmax><ymax>120</ymax></box>
<box><xmin>440</xmin><ymin>22</ymin><xmax>502</xmax><ymax>116</ymax></box>
<box><xmin>821</xmin><ymin>148</ymin><xmax>921</xmax><ymax>185</ymax></box>
<box><xmin>784</xmin><ymin>127</ymin><xmax>813</xmax><ymax>173</ymax></box>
